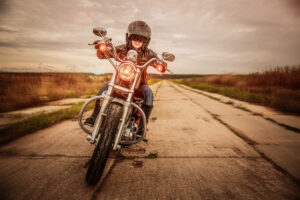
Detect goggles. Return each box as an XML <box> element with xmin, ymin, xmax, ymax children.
<box><xmin>130</xmin><ymin>34</ymin><xmax>147</xmax><ymax>42</ymax></box>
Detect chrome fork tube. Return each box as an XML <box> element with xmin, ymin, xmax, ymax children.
<box><xmin>89</xmin><ymin>71</ymin><xmax>117</xmax><ymax>143</ymax></box>
<box><xmin>113</xmin><ymin>70</ymin><xmax>140</xmax><ymax>150</ymax></box>
<box><xmin>90</xmin><ymin>95</ymin><xmax>110</xmax><ymax>143</ymax></box>
<box><xmin>107</xmin><ymin>71</ymin><xmax>117</xmax><ymax>95</ymax></box>
<box><xmin>113</xmin><ymin>102</ymin><xmax>130</xmax><ymax>150</ymax></box>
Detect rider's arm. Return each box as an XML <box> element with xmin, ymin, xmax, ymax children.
<box><xmin>146</xmin><ymin>49</ymin><xmax>167</xmax><ymax>73</ymax></box>
<box><xmin>145</xmin><ymin>48</ymin><xmax>158</xmax><ymax>60</ymax></box>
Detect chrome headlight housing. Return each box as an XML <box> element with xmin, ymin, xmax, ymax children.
<box><xmin>118</xmin><ymin>63</ymin><xmax>136</xmax><ymax>82</ymax></box>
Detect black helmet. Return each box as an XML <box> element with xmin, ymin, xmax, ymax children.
<box><xmin>126</xmin><ymin>20</ymin><xmax>151</xmax><ymax>50</ymax></box>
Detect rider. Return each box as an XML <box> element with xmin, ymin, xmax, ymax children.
<box><xmin>85</xmin><ymin>20</ymin><xmax>165</xmax><ymax>127</ymax></box>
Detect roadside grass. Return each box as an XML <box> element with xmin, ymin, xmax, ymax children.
<box><xmin>147</xmin><ymin>79</ymin><xmax>161</xmax><ymax>85</ymax></box>
<box><xmin>0</xmin><ymin>78</ymin><xmax>161</xmax><ymax>145</ymax></box>
<box><xmin>173</xmin><ymin>65</ymin><xmax>300</xmax><ymax>115</ymax></box>
<box><xmin>0</xmin><ymin>102</ymin><xmax>93</xmax><ymax>145</ymax></box>
<box><xmin>0</xmin><ymin>73</ymin><xmax>160</xmax><ymax>113</ymax></box>
<box><xmin>0</xmin><ymin>72</ymin><xmax>109</xmax><ymax>113</ymax></box>
<box><xmin>146</xmin><ymin>152</ymin><xmax>158</xmax><ymax>159</ymax></box>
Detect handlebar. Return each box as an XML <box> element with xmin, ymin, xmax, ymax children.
<box><xmin>110</xmin><ymin>44</ymin><xmax>123</xmax><ymax>62</ymax></box>
<box><xmin>89</xmin><ymin>38</ymin><xmax>166</xmax><ymax>70</ymax></box>
<box><xmin>139</xmin><ymin>58</ymin><xmax>157</xmax><ymax>68</ymax></box>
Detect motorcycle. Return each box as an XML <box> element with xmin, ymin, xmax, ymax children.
<box><xmin>78</xmin><ymin>27</ymin><xmax>175</xmax><ymax>185</ymax></box>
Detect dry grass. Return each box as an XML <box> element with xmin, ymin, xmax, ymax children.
<box><xmin>176</xmin><ymin>65</ymin><xmax>300</xmax><ymax>114</ymax></box>
<box><xmin>0</xmin><ymin>73</ymin><xmax>109</xmax><ymax>112</ymax></box>
<box><xmin>0</xmin><ymin>74</ymin><xmax>160</xmax><ymax>144</ymax></box>
<box><xmin>147</xmin><ymin>79</ymin><xmax>161</xmax><ymax>85</ymax></box>
<box><xmin>195</xmin><ymin>66</ymin><xmax>300</xmax><ymax>89</ymax></box>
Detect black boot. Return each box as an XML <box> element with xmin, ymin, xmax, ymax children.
<box><xmin>84</xmin><ymin>99</ymin><xmax>101</xmax><ymax>127</ymax></box>
<box><xmin>141</xmin><ymin>104</ymin><xmax>153</xmax><ymax>123</ymax></box>
<box><xmin>137</xmin><ymin>104</ymin><xmax>153</xmax><ymax>136</ymax></box>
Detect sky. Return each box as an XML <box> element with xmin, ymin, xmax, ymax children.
<box><xmin>0</xmin><ymin>0</ymin><xmax>299</xmax><ymax>74</ymax></box>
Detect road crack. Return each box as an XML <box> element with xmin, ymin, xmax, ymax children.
<box><xmin>174</xmin><ymin>82</ymin><xmax>300</xmax><ymax>134</ymax></box>
<box><xmin>0</xmin><ymin>152</ymin><xmax>91</xmax><ymax>159</ymax></box>
<box><xmin>168</xmin><ymin>81</ymin><xmax>300</xmax><ymax>185</ymax></box>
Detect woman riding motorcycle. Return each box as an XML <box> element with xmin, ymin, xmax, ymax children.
<box><xmin>85</xmin><ymin>20</ymin><xmax>165</xmax><ymax>128</ymax></box>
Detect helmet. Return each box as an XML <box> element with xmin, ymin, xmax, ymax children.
<box><xmin>126</xmin><ymin>20</ymin><xmax>151</xmax><ymax>50</ymax></box>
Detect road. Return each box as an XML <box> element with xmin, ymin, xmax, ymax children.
<box><xmin>0</xmin><ymin>80</ymin><xmax>299</xmax><ymax>200</ymax></box>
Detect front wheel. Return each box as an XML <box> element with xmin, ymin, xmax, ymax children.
<box><xmin>85</xmin><ymin>103</ymin><xmax>122</xmax><ymax>185</ymax></box>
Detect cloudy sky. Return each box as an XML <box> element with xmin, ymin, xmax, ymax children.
<box><xmin>0</xmin><ymin>0</ymin><xmax>299</xmax><ymax>74</ymax></box>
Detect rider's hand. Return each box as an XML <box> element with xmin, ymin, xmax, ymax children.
<box><xmin>97</xmin><ymin>49</ymin><xmax>105</xmax><ymax>59</ymax></box>
<box><xmin>96</xmin><ymin>44</ymin><xmax>113</xmax><ymax>59</ymax></box>
<box><xmin>153</xmin><ymin>60</ymin><xmax>167</xmax><ymax>73</ymax></box>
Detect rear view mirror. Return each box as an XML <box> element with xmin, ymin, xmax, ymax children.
<box><xmin>162</xmin><ymin>52</ymin><xmax>175</xmax><ymax>62</ymax></box>
<box><xmin>93</xmin><ymin>27</ymin><xmax>107</xmax><ymax>37</ymax></box>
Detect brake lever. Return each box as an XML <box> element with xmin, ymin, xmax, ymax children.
<box><xmin>88</xmin><ymin>40</ymin><xmax>101</xmax><ymax>46</ymax></box>
<box><xmin>88</xmin><ymin>37</ymin><xmax>112</xmax><ymax>46</ymax></box>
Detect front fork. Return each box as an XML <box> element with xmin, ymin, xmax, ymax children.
<box><xmin>88</xmin><ymin>93</ymin><xmax>131</xmax><ymax>148</ymax></box>
<box><xmin>89</xmin><ymin>94</ymin><xmax>111</xmax><ymax>144</ymax></box>
<box><xmin>90</xmin><ymin>97</ymin><xmax>131</xmax><ymax>150</ymax></box>
<box><xmin>113</xmin><ymin>102</ymin><xmax>130</xmax><ymax>150</ymax></box>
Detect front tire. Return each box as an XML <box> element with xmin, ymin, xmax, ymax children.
<box><xmin>85</xmin><ymin>103</ymin><xmax>122</xmax><ymax>185</ymax></box>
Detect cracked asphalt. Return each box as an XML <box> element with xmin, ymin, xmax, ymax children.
<box><xmin>0</xmin><ymin>80</ymin><xmax>299</xmax><ymax>200</ymax></box>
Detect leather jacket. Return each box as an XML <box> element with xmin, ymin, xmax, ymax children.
<box><xmin>97</xmin><ymin>44</ymin><xmax>158</xmax><ymax>85</ymax></box>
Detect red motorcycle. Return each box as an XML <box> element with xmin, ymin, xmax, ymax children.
<box><xmin>78</xmin><ymin>27</ymin><xmax>175</xmax><ymax>185</ymax></box>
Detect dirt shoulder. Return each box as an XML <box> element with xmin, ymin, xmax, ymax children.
<box><xmin>0</xmin><ymin>98</ymin><xmax>88</xmax><ymax>128</ymax></box>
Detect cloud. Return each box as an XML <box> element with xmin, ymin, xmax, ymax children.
<box><xmin>0</xmin><ymin>0</ymin><xmax>9</xmax><ymax>13</ymax></box>
<box><xmin>0</xmin><ymin>0</ymin><xmax>300</xmax><ymax>74</ymax></box>
<box><xmin>0</xmin><ymin>26</ymin><xmax>17</xmax><ymax>32</ymax></box>
<box><xmin>286</xmin><ymin>0</ymin><xmax>300</xmax><ymax>17</ymax></box>
<box><xmin>0</xmin><ymin>41</ymin><xmax>19</xmax><ymax>47</ymax></box>
<box><xmin>173</xmin><ymin>34</ymin><xmax>187</xmax><ymax>39</ymax></box>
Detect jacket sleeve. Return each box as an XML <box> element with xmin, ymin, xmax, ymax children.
<box><xmin>146</xmin><ymin>48</ymin><xmax>158</xmax><ymax>59</ymax></box>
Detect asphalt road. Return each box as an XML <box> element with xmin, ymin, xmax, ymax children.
<box><xmin>0</xmin><ymin>80</ymin><xmax>299</xmax><ymax>200</ymax></box>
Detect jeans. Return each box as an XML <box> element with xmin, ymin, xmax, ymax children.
<box><xmin>98</xmin><ymin>81</ymin><xmax>154</xmax><ymax>106</ymax></box>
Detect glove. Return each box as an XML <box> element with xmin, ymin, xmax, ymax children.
<box><xmin>95</xmin><ymin>44</ymin><xmax>112</xmax><ymax>59</ymax></box>
<box><xmin>97</xmin><ymin>49</ymin><xmax>105</xmax><ymax>59</ymax></box>
<box><xmin>154</xmin><ymin>60</ymin><xmax>167</xmax><ymax>72</ymax></box>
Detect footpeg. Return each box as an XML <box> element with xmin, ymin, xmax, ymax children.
<box><xmin>86</xmin><ymin>135</ymin><xmax>96</xmax><ymax>144</ymax></box>
<box><xmin>86</xmin><ymin>135</ymin><xmax>92</xmax><ymax>141</ymax></box>
<box><xmin>143</xmin><ymin>138</ymin><xmax>148</xmax><ymax>143</ymax></box>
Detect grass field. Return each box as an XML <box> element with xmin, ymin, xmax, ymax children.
<box><xmin>0</xmin><ymin>73</ymin><xmax>161</xmax><ymax>144</ymax></box>
<box><xmin>0</xmin><ymin>72</ymin><xmax>110</xmax><ymax>113</ymax></box>
<box><xmin>174</xmin><ymin>65</ymin><xmax>300</xmax><ymax>115</ymax></box>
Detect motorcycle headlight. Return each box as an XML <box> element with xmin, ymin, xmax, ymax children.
<box><xmin>118</xmin><ymin>63</ymin><xmax>136</xmax><ymax>82</ymax></box>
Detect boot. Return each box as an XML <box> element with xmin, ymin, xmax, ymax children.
<box><xmin>141</xmin><ymin>104</ymin><xmax>153</xmax><ymax>123</ymax></box>
<box><xmin>137</xmin><ymin>104</ymin><xmax>153</xmax><ymax>136</ymax></box>
<box><xmin>84</xmin><ymin>99</ymin><xmax>101</xmax><ymax>127</ymax></box>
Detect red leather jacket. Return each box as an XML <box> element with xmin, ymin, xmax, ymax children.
<box><xmin>97</xmin><ymin>44</ymin><xmax>158</xmax><ymax>85</ymax></box>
